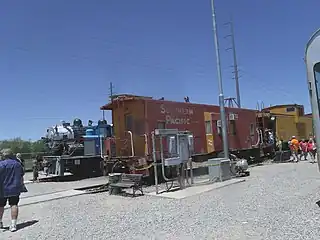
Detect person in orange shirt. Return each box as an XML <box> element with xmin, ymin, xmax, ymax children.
<box><xmin>290</xmin><ymin>136</ymin><xmax>299</xmax><ymax>162</ymax></box>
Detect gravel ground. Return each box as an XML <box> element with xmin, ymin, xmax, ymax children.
<box><xmin>2</xmin><ymin>161</ymin><xmax>320</xmax><ymax>240</ymax></box>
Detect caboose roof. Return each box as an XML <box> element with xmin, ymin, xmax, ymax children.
<box><xmin>262</xmin><ymin>104</ymin><xmax>303</xmax><ymax>110</ymax></box>
<box><xmin>100</xmin><ymin>93</ymin><xmax>256</xmax><ymax>112</ymax></box>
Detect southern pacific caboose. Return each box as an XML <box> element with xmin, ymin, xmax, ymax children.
<box><xmin>100</xmin><ymin>94</ymin><xmax>258</xmax><ymax>158</ymax></box>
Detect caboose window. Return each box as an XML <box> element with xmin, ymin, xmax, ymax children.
<box><xmin>229</xmin><ymin>120</ymin><xmax>236</xmax><ymax>135</ymax></box>
<box><xmin>205</xmin><ymin>120</ymin><xmax>212</xmax><ymax>134</ymax></box>
<box><xmin>250</xmin><ymin>123</ymin><xmax>255</xmax><ymax>136</ymax></box>
<box><xmin>286</xmin><ymin>107</ymin><xmax>295</xmax><ymax>112</ymax></box>
<box><xmin>157</xmin><ymin>121</ymin><xmax>166</xmax><ymax>129</ymax></box>
<box><xmin>125</xmin><ymin>114</ymin><xmax>133</xmax><ymax>131</ymax></box>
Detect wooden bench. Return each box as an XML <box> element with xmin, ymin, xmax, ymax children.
<box><xmin>109</xmin><ymin>173</ymin><xmax>144</xmax><ymax>197</ymax></box>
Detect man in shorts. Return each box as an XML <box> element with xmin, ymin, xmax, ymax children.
<box><xmin>0</xmin><ymin>149</ymin><xmax>24</xmax><ymax>232</ymax></box>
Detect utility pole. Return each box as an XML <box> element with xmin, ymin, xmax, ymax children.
<box><xmin>225</xmin><ymin>17</ymin><xmax>241</xmax><ymax>108</ymax></box>
<box><xmin>210</xmin><ymin>0</ymin><xmax>229</xmax><ymax>158</ymax></box>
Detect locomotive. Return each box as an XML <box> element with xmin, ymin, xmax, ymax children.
<box><xmin>42</xmin><ymin>118</ymin><xmax>113</xmax><ymax>156</ymax></box>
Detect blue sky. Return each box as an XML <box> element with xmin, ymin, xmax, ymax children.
<box><xmin>0</xmin><ymin>0</ymin><xmax>319</xmax><ymax>140</ymax></box>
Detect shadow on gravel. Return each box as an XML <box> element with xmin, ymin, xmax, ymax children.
<box><xmin>33</xmin><ymin>173</ymin><xmax>104</xmax><ymax>183</ymax></box>
<box><xmin>3</xmin><ymin>220</ymin><xmax>39</xmax><ymax>232</ymax></box>
<box><xmin>120</xmin><ymin>192</ymin><xmax>144</xmax><ymax>198</ymax></box>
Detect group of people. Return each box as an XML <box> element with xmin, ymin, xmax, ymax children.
<box><xmin>288</xmin><ymin>136</ymin><xmax>317</xmax><ymax>162</ymax></box>
<box><xmin>0</xmin><ymin>149</ymin><xmax>26</xmax><ymax>232</ymax></box>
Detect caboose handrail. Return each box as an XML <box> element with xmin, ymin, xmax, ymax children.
<box><xmin>143</xmin><ymin>134</ymin><xmax>149</xmax><ymax>156</ymax></box>
<box><xmin>127</xmin><ymin>131</ymin><xmax>135</xmax><ymax>157</ymax></box>
<box><xmin>252</xmin><ymin>129</ymin><xmax>261</xmax><ymax>147</ymax></box>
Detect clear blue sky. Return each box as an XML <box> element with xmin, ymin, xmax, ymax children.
<box><xmin>0</xmin><ymin>0</ymin><xmax>319</xmax><ymax>140</ymax></box>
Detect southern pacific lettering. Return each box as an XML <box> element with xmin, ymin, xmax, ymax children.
<box><xmin>165</xmin><ymin>115</ymin><xmax>190</xmax><ymax>125</ymax></box>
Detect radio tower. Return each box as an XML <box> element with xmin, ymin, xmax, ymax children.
<box><xmin>225</xmin><ymin>16</ymin><xmax>241</xmax><ymax>108</ymax></box>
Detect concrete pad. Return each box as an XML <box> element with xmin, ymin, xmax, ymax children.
<box><xmin>146</xmin><ymin>178</ymin><xmax>246</xmax><ymax>199</ymax></box>
<box><xmin>5</xmin><ymin>190</ymin><xmax>85</xmax><ymax>209</ymax></box>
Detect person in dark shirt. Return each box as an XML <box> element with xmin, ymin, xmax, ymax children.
<box><xmin>0</xmin><ymin>149</ymin><xmax>24</xmax><ymax>232</ymax></box>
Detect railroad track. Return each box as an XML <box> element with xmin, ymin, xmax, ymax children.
<box><xmin>75</xmin><ymin>184</ymin><xmax>109</xmax><ymax>194</ymax></box>
<box><xmin>35</xmin><ymin>174</ymin><xmax>104</xmax><ymax>183</ymax></box>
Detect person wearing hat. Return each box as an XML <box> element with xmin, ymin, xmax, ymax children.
<box><xmin>0</xmin><ymin>149</ymin><xmax>24</xmax><ymax>232</ymax></box>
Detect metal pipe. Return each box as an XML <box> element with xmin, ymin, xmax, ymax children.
<box><xmin>260</xmin><ymin>130</ymin><xmax>264</xmax><ymax>144</ymax></box>
<box><xmin>252</xmin><ymin>129</ymin><xmax>261</xmax><ymax>147</ymax></box>
<box><xmin>210</xmin><ymin>0</ymin><xmax>229</xmax><ymax>158</ymax></box>
<box><xmin>143</xmin><ymin>134</ymin><xmax>149</xmax><ymax>156</ymax></box>
<box><xmin>189</xmin><ymin>158</ymin><xmax>194</xmax><ymax>184</ymax></box>
<box><xmin>127</xmin><ymin>131</ymin><xmax>134</xmax><ymax>157</ymax></box>
<box><xmin>100</xmin><ymin>135</ymin><xmax>104</xmax><ymax>159</ymax></box>
<box><xmin>151</xmin><ymin>132</ymin><xmax>159</xmax><ymax>194</ymax></box>
<box><xmin>179</xmin><ymin>163</ymin><xmax>186</xmax><ymax>189</ymax></box>
<box><xmin>184</xmin><ymin>161</ymin><xmax>189</xmax><ymax>187</ymax></box>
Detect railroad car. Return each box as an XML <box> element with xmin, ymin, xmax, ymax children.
<box><xmin>100</xmin><ymin>94</ymin><xmax>260</xmax><ymax>162</ymax></box>
<box><xmin>256</xmin><ymin>104</ymin><xmax>313</xmax><ymax>141</ymax></box>
<box><xmin>40</xmin><ymin>118</ymin><xmax>113</xmax><ymax>177</ymax></box>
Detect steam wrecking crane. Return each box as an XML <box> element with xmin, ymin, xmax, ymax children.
<box><xmin>41</xmin><ymin>118</ymin><xmax>113</xmax><ymax>177</ymax></box>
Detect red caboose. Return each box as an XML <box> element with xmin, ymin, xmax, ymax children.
<box><xmin>100</xmin><ymin>94</ymin><xmax>258</xmax><ymax>157</ymax></box>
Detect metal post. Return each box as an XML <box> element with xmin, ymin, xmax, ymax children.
<box><xmin>189</xmin><ymin>159</ymin><xmax>194</xmax><ymax>184</ymax></box>
<box><xmin>210</xmin><ymin>0</ymin><xmax>229</xmax><ymax>158</ymax></box>
<box><xmin>151</xmin><ymin>132</ymin><xmax>159</xmax><ymax>194</ymax></box>
<box><xmin>180</xmin><ymin>163</ymin><xmax>186</xmax><ymax>189</ymax></box>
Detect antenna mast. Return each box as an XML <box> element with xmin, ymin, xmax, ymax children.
<box><xmin>109</xmin><ymin>82</ymin><xmax>115</xmax><ymax>102</ymax></box>
<box><xmin>225</xmin><ymin>16</ymin><xmax>241</xmax><ymax>108</ymax></box>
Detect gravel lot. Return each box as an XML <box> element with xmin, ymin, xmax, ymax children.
<box><xmin>2</xmin><ymin>161</ymin><xmax>320</xmax><ymax>240</ymax></box>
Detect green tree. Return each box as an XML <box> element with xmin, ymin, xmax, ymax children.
<box><xmin>0</xmin><ymin>138</ymin><xmax>46</xmax><ymax>154</ymax></box>
<box><xmin>31</xmin><ymin>140</ymin><xmax>46</xmax><ymax>153</ymax></box>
